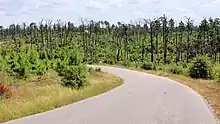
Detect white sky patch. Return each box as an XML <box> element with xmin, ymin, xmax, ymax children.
<box><xmin>86</xmin><ymin>0</ymin><xmax>105</xmax><ymax>9</ymax></box>
<box><xmin>212</xmin><ymin>0</ymin><xmax>220</xmax><ymax>4</ymax></box>
<box><xmin>107</xmin><ymin>0</ymin><xmax>124</xmax><ymax>8</ymax></box>
<box><xmin>133</xmin><ymin>12</ymin><xmax>145</xmax><ymax>19</ymax></box>
<box><xmin>133</xmin><ymin>11</ymin><xmax>160</xmax><ymax>21</ymax></box>
<box><xmin>0</xmin><ymin>0</ymin><xmax>219</xmax><ymax>26</ymax></box>
<box><xmin>209</xmin><ymin>0</ymin><xmax>220</xmax><ymax>7</ymax></box>
<box><xmin>176</xmin><ymin>8</ymin><xmax>190</xmax><ymax>13</ymax></box>
<box><xmin>137</xmin><ymin>0</ymin><xmax>149</xmax><ymax>3</ymax></box>
<box><xmin>197</xmin><ymin>0</ymin><xmax>220</xmax><ymax>7</ymax></box>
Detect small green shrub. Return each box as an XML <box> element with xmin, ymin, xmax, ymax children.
<box><xmin>189</xmin><ymin>55</ymin><xmax>213</xmax><ymax>79</ymax></box>
<box><xmin>3</xmin><ymin>49</ymin><xmax>50</xmax><ymax>78</ymax></box>
<box><xmin>122</xmin><ymin>60</ymin><xmax>131</xmax><ymax>67</ymax></box>
<box><xmin>53</xmin><ymin>58</ymin><xmax>68</xmax><ymax>76</ymax></box>
<box><xmin>166</xmin><ymin>64</ymin><xmax>184</xmax><ymax>75</ymax></box>
<box><xmin>36</xmin><ymin>60</ymin><xmax>49</xmax><ymax>75</ymax></box>
<box><xmin>141</xmin><ymin>62</ymin><xmax>154</xmax><ymax>70</ymax></box>
<box><xmin>177</xmin><ymin>61</ymin><xmax>189</xmax><ymax>68</ymax></box>
<box><xmin>212</xmin><ymin>64</ymin><xmax>220</xmax><ymax>82</ymax></box>
<box><xmin>154</xmin><ymin>64</ymin><xmax>164</xmax><ymax>71</ymax></box>
<box><xmin>61</xmin><ymin>65</ymin><xmax>88</xmax><ymax>89</ymax></box>
<box><xmin>0</xmin><ymin>55</ymin><xmax>6</xmax><ymax>71</ymax></box>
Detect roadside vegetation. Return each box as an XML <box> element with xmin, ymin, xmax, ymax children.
<box><xmin>0</xmin><ymin>68</ymin><xmax>122</xmax><ymax>123</ymax></box>
<box><xmin>0</xmin><ymin>19</ymin><xmax>124</xmax><ymax>122</ymax></box>
<box><xmin>1</xmin><ymin>14</ymin><xmax>220</xmax><ymax>119</ymax></box>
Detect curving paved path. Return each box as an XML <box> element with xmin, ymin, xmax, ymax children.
<box><xmin>3</xmin><ymin>66</ymin><xmax>219</xmax><ymax>124</ymax></box>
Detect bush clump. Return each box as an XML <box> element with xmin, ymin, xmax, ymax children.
<box><xmin>61</xmin><ymin>65</ymin><xmax>88</xmax><ymax>89</ymax></box>
<box><xmin>0</xmin><ymin>43</ymin><xmax>89</xmax><ymax>90</ymax></box>
<box><xmin>141</xmin><ymin>62</ymin><xmax>154</xmax><ymax>70</ymax></box>
<box><xmin>52</xmin><ymin>48</ymin><xmax>89</xmax><ymax>89</ymax></box>
<box><xmin>153</xmin><ymin>64</ymin><xmax>164</xmax><ymax>71</ymax></box>
<box><xmin>166</xmin><ymin>64</ymin><xmax>184</xmax><ymax>75</ymax></box>
<box><xmin>189</xmin><ymin>55</ymin><xmax>213</xmax><ymax>79</ymax></box>
<box><xmin>211</xmin><ymin>64</ymin><xmax>220</xmax><ymax>82</ymax></box>
<box><xmin>4</xmin><ymin>49</ymin><xmax>49</xmax><ymax>78</ymax></box>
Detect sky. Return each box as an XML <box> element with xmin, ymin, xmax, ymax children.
<box><xmin>0</xmin><ymin>0</ymin><xmax>220</xmax><ymax>26</ymax></box>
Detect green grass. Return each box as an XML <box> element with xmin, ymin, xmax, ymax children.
<box><xmin>0</xmin><ymin>70</ymin><xmax>123</xmax><ymax>123</ymax></box>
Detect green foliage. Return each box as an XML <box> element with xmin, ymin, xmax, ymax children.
<box><xmin>53</xmin><ymin>58</ymin><xmax>68</xmax><ymax>76</ymax></box>
<box><xmin>1</xmin><ymin>16</ymin><xmax>220</xmax><ymax>88</ymax></box>
<box><xmin>165</xmin><ymin>64</ymin><xmax>185</xmax><ymax>75</ymax></box>
<box><xmin>189</xmin><ymin>55</ymin><xmax>213</xmax><ymax>79</ymax></box>
<box><xmin>0</xmin><ymin>55</ymin><xmax>7</xmax><ymax>71</ymax></box>
<box><xmin>212</xmin><ymin>64</ymin><xmax>220</xmax><ymax>82</ymax></box>
<box><xmin>141</xmin><ymin>62</ymin><xmax>154</xmax><ymax>70</ymax></box>
<box><xmin>153</xmin><ymin>64</ymin><xmax>164</xmax><ymax>71</ymax></box>
<box><xmin>61</xmin><ymin>65</ymin><xmax>88</xmax><ymax>89</ymax></box>
<box><xmin>48</xmin><ymin>47</ymin><xmax>89</xmax><ymax>89</ymax></box>
<box><xmin>0</xmin><ymin>42</ymin><xmax>88</xmax><ymax>89</ymax></box>
<box><xmin>3</xmin><ymin>48</ymin><xmax>50</xmax><ymax>78</ymax></box>
<box><xmin>103</xmin><ymin>59</ymin><xmax>115</xmax><ymax>65</ymax></box>
<box><xmin>177</xmin><ymin>61</ymin><xmax>189</xmax><ymax>68</ymax></box>
<box><xmin>122</xmin><ymin>60</ymin><xmax>131</xmax><ymax>67</ymax></box>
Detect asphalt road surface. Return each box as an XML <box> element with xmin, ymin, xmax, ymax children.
<box><xmin>3</xmin><ymin>66</ymin><xmax>219</xmax><ymax>124</ymax></box>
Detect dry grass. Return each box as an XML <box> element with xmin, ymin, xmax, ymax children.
<box><xmin>0</xmin><ymin>71</ymin><xmax>123</xmax><ymax>123</ymax></box>
<box><xmin>136</xmin><ymin>68</ymin><xmax>220</xmax><ymax>119</ymax></box>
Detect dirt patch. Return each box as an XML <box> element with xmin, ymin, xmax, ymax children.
<box><xmin>0</xmin><ymin>85</ymin><xmax>12</xmax><ymax>99</ymax></box>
